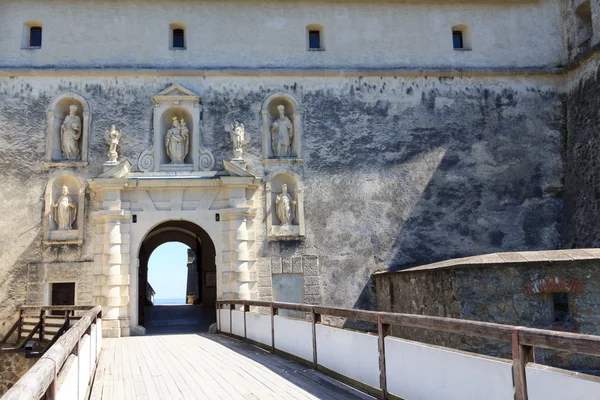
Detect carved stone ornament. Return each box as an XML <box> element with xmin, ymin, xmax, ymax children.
<box><xmin>138</xmin><ymin>146</ymin><xmax>155</xmax><ymax>173</ymax></box>
<box><xmin>105</xmin><ymin>125</ymin><xmax>122</xmax><ymax>164</ymax></box>
<box><xmin>227</xmin><ymin>121</ymin><xmax>245</xmax><ymax>160</ymax></box>
<box><xmin>198</xmin><ymin>147</ymin><xmax>215</xmax><ymax>171</ymax></box>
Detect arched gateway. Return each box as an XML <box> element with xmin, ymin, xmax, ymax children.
<box><xmin>137</xmin><ymin>220</ymin><xmax>216</xmax><ymax>328</ymax></box>
<box><xmin>90</xmin><ymin>160</ymin><xmax>259</xmax><ymax>337</ymax></box>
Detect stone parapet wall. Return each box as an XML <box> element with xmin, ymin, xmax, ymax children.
<box><xmin>0</xmin><ymin>353</ymin><xmax>37</xmax><ymax>396</ymax></box>
<box><xmin>374</xmin><ymin>249</ymin><xmax>600</xmax><ymax>370</ymax></box>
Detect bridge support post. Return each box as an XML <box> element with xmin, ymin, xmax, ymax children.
<box><xmin>512</xmin><ymin>327</ymin><xmax>533</xmax><ymax>400</ymax></box>
<box><xmin>377</xmin><ymin>315</ymin><xmax>390</xmax><ymax>400</ymax></box>
<box><xmin>243</xmin><ymin>302</ymin><xmax>250</xmax><ymax>341</ymax></box>
<box><xmin>271</xmin><ymin>305</ymin><xmax>278</xmax><ymax>353</ymax></box>
<box><xmin>311</xmin><ymin>308</ymin><xmax>321</xmax><ymax>369</ymax></box>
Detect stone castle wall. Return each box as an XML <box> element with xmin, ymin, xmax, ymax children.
<box><xmin>0</xmin><ymin>73</ymin><xmax>565</xmax><ymax>332</ymax></box>
<box><xmin>373</xmin><ymin>251</ymin><xmax>600</xmax><ymax>370</ymax></box>
<box><xmin>0</xmin><ymin>353</ymin><xmax>37</xmax><ymax>396</ymax></box>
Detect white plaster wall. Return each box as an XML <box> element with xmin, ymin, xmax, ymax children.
<box><xmin>0</xmin><ymin>0</ymin><xmax>564</xmax><ymax>69</ymax></box>
<box><xmin>315</xmin><ymin>324</ymin><xmax>379</xmax><ymax>388</ymax></box>
<box><xmin>274</xmin><ymin>315</ymin><xmax>312</xmax><ymax>362</ymax></box>
<box><xmin>218</xmin><ymin>308</ymin><xmax>230</xmax><ymax>333</ymax></box>
<box><xmin>526</xmin><ymin>364</ymin><xmax>600</xmax><ymax>400</ymax></box>
<box><xmin>246</xmin><ymin>312</ymin><xmax>271</xmax><ymax>346</ymax></box>
<box><xmin>231</xmin><ymin>310</ymin><xmax>245</xmax><ymax>337</ymax></box>
<box><xmin>56</xmin><ymin>355</ymin><xmax>78</xmax><ymax>400</ymax></box>
<box><xmin>77</xmin><ymin>334</ymin><xmax>91</xmax><ymax>400</ymax></box>
<box><xmin>385</xmin><ymin>336</ymin><xmax>513</xmax><ymax>400</ymax></box>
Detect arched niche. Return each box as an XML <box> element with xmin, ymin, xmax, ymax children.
<box><xmin>261</xmin><ymin>91</ymin><xmax>303</xmax><ymax>161</ymax></box>
<box><xmin>45</xmin><ymin>91</ymin><xmax>90</xmax><ymax>167</ymax></box>
<box><xmin>149</xmin><ymin>84</ymin><xmax>204</xmax><ymax>172</ymax></box>
<box><xmin>43</xmin><ymin>173</ymin><xmax>86</xmax><ymax>244</ymax></box>
<box><xmin>159</xmin><ymin>106</ymin><xmax>195</xmax><ymax>166</ymax></box>
<box><xmin>266</xmin><ymin>171</ymin><xmax>305</xmax><ymax>240</ymax></box>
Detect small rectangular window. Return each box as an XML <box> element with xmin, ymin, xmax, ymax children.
<box><xmin>553</xmin><ymin>292</ymin><xmax>569</xmax><ymax>322</ymax></box>
<box><xmin>309</xmin><ymin>30</ymin><xmax>321</xmax><ymax>50</ymax></box>
<box><xmin>452</xmin><ymin>31</ymin><xmax>463</xmax><ymax>49</ymax></box>
<box><xmin>30</xmin><ymin>27</ymin><xmax>42</xmax><ymax>47</ymax></box>
<box><xmin>173</xmin><ymin>29</ymin><xmax>185</xmax><ymax>49</ymax></box>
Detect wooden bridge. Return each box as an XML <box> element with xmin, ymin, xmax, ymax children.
<box><xmin>2</xmin><ymin>301</ymin><xmax>600</xmax><ymax>400</ymax></box>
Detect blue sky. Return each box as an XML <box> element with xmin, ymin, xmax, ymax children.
<box><xmin>148</xmin><ymin>242</ymin><xmax>190</xmax><ymax>300</ymax></box>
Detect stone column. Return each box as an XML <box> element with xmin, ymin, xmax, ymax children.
<box><xmin>220</xmin><ymin>178</ymin><xmax>257</xmax><ymax>302</ymax></box>
<box><xmin>91</xmin><ymin>180</ymin><xmax>131</xmax><ymax>338</ymax></box>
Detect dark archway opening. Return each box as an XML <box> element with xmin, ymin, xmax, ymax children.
<box><xmin>138</xmin><ymin>220</ymin><xmax>217</xmax><ymax>334</ymax></box>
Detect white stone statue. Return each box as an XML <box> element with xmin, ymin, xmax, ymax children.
<box><xmin>271</xmin><ymin>105</ymin><xmax>294</xmax><ymax>157</ymax></box>
<box><xmin>53</xmin><ymin>185</ymin><xmax>77</xmax><ymax>230</ymax></box>
<box><xmin>105</xmin><ymin>125</ymin><xmax>122</xmax><ymax>164</ymax></box>
<box><xmin>165</xmin><ymin>116</ymin><xmax>189</xmax><ymax>164</ymax></box>
<box><xmin>61</xmin><ymin>104</ymin><xmax>82</xmax><ymax>160</ymax></box>
<box><xmin>227</xmin><ymin>121</ymin><xmax>245</xmax><ymax>159</ymax></box>
<box><xmin>275</xmin><ymin>184</ymin><xmax>297</xmax><ymax>226</ymax></box>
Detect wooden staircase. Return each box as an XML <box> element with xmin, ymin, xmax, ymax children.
<box><xmin>0</xmin><ymin>306</ymin><xmax>92</xmax><ymax>358</ymax></box>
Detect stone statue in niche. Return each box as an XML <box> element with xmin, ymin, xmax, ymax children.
<box><xmin>271</xmin><ymin>105</ymin><xmax>294</xmax><ymax>157</ymax></box>
<box><xmin>105</xmin><ymin>125</ymin><xmax>122</xmax><ymax>164</ymax></box>
<box><xmin>275</xmin><ymin>184</ymin><xmax>297</xmax><ymax>226</ymax></box>
<box><xmin>61</xmin><ymin>104</ymin><xmax>82</xmax><ymax>160</ymax></box>
<box><xmin>165</xmin><ymin>116</ymin><xmax>189</xmax><ymax>164</ymax></box>
<box><xmin>227</xmin><ymin>121</ymin><xmax>245</xmax><ymax>160</ymax></box>
<box><xmin>53</xmin><ymin>185</ymin><xmax>77</xmax><ymax>230</ymax></box>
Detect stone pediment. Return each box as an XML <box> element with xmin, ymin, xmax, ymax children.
<box><xmin>153</xmin><ymin>84</ymin><xmax>200</xmax><ymax>105</ymax></box>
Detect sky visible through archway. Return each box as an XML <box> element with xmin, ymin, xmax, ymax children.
<box><xmin>148</xmin><ymin>242</ymin><xmax>190</xmax><ymax>305</ymax></box>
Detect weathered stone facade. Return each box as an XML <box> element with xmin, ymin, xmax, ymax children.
<box><xmin>374</xmin><ymin>249</ymin><xmax>600</xmax><ymax>370</ymax></box>
<box><xmin>0</xmin><ymin>0</ymin><xmax>598</xmax><ymax>341</ymax></box>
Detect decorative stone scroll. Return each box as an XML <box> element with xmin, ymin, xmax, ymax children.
<box><xmin>43</xmin><ymin>173</ymin><xmax>85</xmax><ymax>244</ymax></box>
<box><xmin>44</xmin><ymin>91</ymin><xmax>91</xmax><ymax>167</ymax></box>
<box><xmin>261</xmin><ymin>91</ymin><xmax>303</xmax><ymax>161</ymax></box>
<box><xmin>266</xmin><ymin>172</ymin><xmax>305</xmax><ymax>240</ymax></box>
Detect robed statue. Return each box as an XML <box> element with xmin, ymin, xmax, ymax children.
<box><xmin>275</xmin><ymin>184</ymin><xmax>297</xmax><ymax>226</ymax></box>
<box><xmin>61</xmin><ymin>104</ymin><xmax>82</xmax><ymax>160</ymax></box>
<box><xmin>165</xmin><ymin>116</ymin><xmax>189</xmax><ymax>164</ymax></box>
<box><xmin>53</xmin><ymin>185</ymin><xmax>77</xmax><ymax>230</ymax></box>
<box><xmin>105</xmin><ymin>125</ymin><xmax>122</xmax><ymax>163</ymax></box>
<box><xmin>271</xmin><ymin>105</ymin><xmax>294</xmax><ymax>157</ymax></box>
<box><xmin>227</xmin><ymin>121</ymin><xmax>245</xmax><ymax>159</ymax></box>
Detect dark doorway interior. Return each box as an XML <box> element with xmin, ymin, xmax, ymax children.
<box><xmin>138</xmin><ymin>220</ymin><xmax>217</xmax><ymax>334</ymax></box>
<box><xmin>51</xmin><ymin>282</ymin><xmax>75</xmax><ymax>316</ymax></box>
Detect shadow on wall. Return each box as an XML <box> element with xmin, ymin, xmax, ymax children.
<box><xmin>297</xmin><ymin>85</ymin><xmax>567</xmax><ymax>326</ymax></box>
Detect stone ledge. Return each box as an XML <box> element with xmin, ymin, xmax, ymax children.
<box><xmin>375</xmin><ymin>249</ymin><xmax>600</xmax><ymax>275</ymax></box>
<box><xmin>0</xmin><ymin>66</ymin><xmax>566</xmax><ymax>78</ymax></box>
<box><xmin>43</xmin><ymin>161</ymin><xmax>89</xmax><ymax>168</ymax></box>
<box><xmin>42</xmin><ymin>239</ymin><xmax>83</xmax><ymax>246</ymax></box>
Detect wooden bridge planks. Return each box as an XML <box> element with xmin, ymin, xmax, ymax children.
<box><xmin>90</xmin><ymin>334</ymin><xmax>373</xmax><ymax>400</ymax></box>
